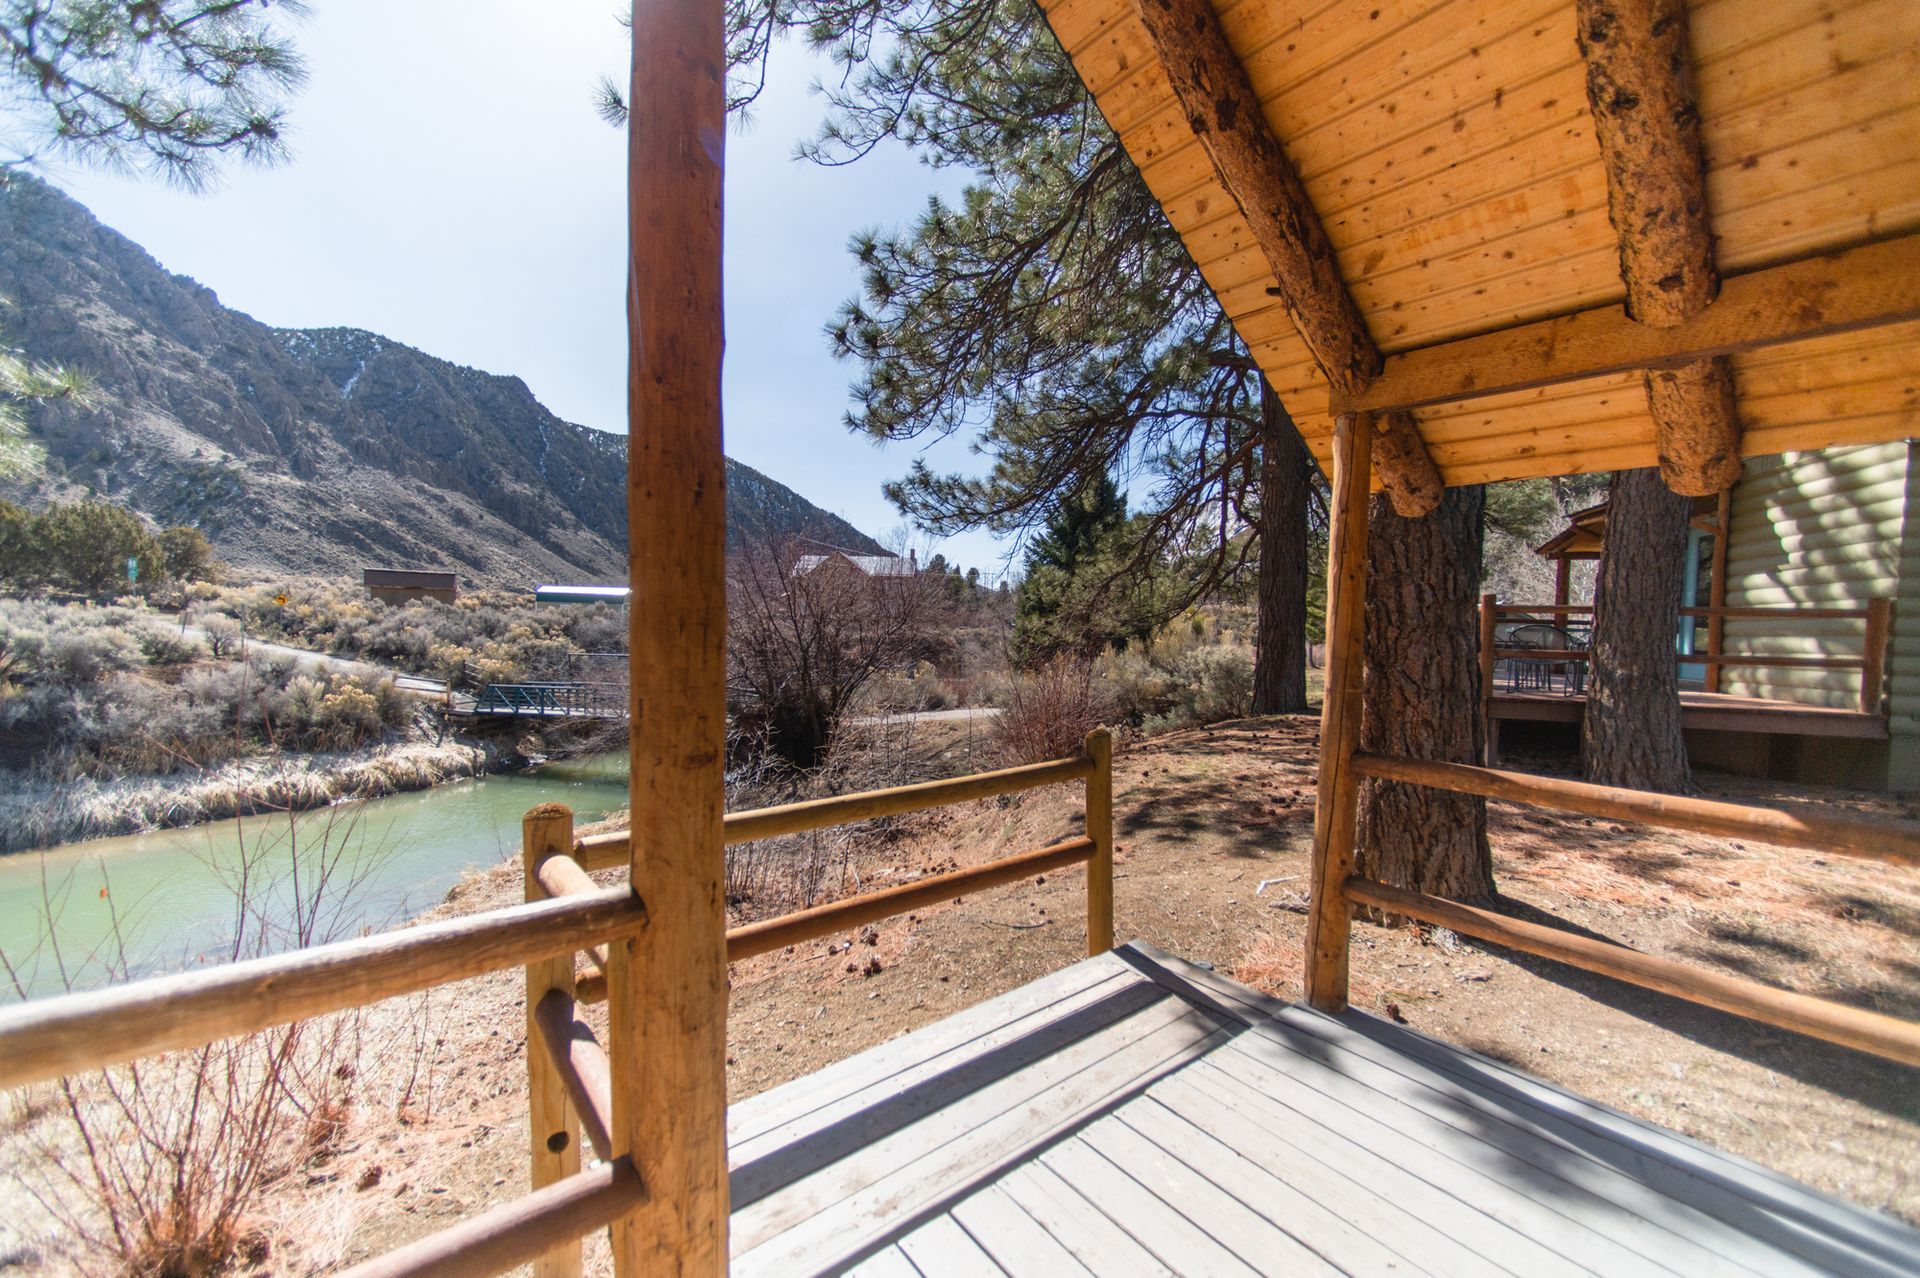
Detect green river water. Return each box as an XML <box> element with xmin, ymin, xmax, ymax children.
<box><xmin>0</xmin><ymin>755</ymin><xmax>629</xmax><ymax>1002</ymax></box>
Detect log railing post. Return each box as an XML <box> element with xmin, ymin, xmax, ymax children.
<box><xmin>1306</xmin><ymin>411</ymin><xmax>1373</xmax><ymax>1013</ymax></box>
<box><xmin>523</xmin><ymin>804</ymin><xmax>582</xmax><ymax>1278</ymax></box>
<box><xmin>1478</xmin><ymin>593</ymin><xmax>1498</xmax><ymax>765</ymax></box>
<box><xmin>1862</xmin><ymin>597</ymin><xmax>1893</xmax><ymax>715</ymax></box>
<box><xmin>1085</xmin><ymin>728</ymin><xmax>1114</xmax><ymax>955</ymax></box>
<box><xmin>620</xmin><ymin>0</ymin><xmax>730</xmax><ymax>1259</ymax></box>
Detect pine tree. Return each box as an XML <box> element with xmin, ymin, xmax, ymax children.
<box><xmin>1</xmin><ymin>0</ymin><xmax>307</xmax><ymax>187</ymax></box>
<box><xmin>726</xmin><ymin>0</ymin><xmax>1324</xmax><ymax>711</ymax></box>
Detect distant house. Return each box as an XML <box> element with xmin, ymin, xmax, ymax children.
<box><xmin>1514</xmin><ymin>440</ymin><xmax>1916</xmax><ymax>791</ymax></box>
<box><xmin>789</xmin><ymin>549</ymin><xmax>918</xmax><ymax>585</ymax></box>
<box><xmin>363</xmin><ymin>568</ymin><xmax>459</xmax><ymax>605</ymax></box>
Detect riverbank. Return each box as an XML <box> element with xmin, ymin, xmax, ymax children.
<box><xmin>0</xmin><ymin>739</ymin><xmax>496</xmax><ymax>855</ymax></box>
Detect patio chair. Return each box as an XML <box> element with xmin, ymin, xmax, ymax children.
<box><xmin>1506</xmin><ymin>623</ymin><xmax>1586</xmax><ymax>694</ymax></box>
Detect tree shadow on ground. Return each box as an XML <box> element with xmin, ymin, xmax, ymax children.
<box><xmin>1427</xmin><ymin>894</ymin><xmax>1920</xmax><ymax>1123</ymax></box>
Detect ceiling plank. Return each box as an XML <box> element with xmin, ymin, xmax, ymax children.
<box><xmin>1131</xmin><ymin>0</ymin><xmax>1442</xmax><ymax>516</ymax></box>
<box><xmin>1332</xmin><ymin>235</ymin><xmax>1920</xmax><ymax>417</ymax></box>
<box><xmin>1576</xmin><ymin>0</ymin><xmax>1740</xmax><ymax>495</ymax></box>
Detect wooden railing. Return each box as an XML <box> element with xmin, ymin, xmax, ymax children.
<box><xmin>1344</xmin><ymin>752</ymin><xmax>1920</xmax><ymax>1068</ymax></box>
<box><xmin>1479</xmin><ymin>596</ymin><xmax>1894</xmax><ymax>715</ymax></box>
<box><xmin>0</xmin><ymin>730</ymin><xmax>1115</xmax><ymax>1278</ymax></box>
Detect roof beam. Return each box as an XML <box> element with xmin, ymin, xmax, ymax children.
<box><xmin>1132</xmin><ymin>0</ymin><xmax>1441</xmax><ymax>516</ymax></box>
<box><xmin>1330</xmin><ymin>234</ymin><xmax>1920</xmax><ymax>416</ymax></box>
<box><xmin>1577</xmin><ymin>0</ymin><xmax>1739</xmax><ymax>495</ymax></box>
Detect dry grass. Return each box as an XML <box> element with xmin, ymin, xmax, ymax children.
<box><xmin>0</xmin><ymin>741</ymin><xmax>489</xmax><ymax>854</ymax></box>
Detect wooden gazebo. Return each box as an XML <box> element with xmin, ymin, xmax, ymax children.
<box><xmin>3</xmin><ymin>0</ymin><xmax>1919</xmax><ymax>1273</ymax></box>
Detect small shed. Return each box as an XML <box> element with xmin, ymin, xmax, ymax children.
<box><xmin>363</xmin><ymin>568</ymin><xmax>459</xmax><ymax>605</ymax></box>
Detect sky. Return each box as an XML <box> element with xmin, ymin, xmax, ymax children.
<box><xmin>26</xmin><ymin>1</ymin><xmax>1014</xmax><ymax>575</ymax></box>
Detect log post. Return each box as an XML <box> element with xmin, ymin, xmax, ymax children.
<box><xmin>1553</xmin><ymin>557</ymin><xmax>1572</xmax><ymax>628</ymax></box>
<box><xmin>1705</xmin><ymin>488</ymin><xmax>1730</xmax><ymax>693</ymax></box>
<box><xmin>523</xmin><ymin>804</ymin><xmax>582</xmax><ymax>1278</ymax></box>
<box><xmin>619</xmin><ymin>0</ymin><xmax>730</xmax><ymax>1263</ymax></box>
<box><xmin>1085</xmin><ymin>728</ymin><xmax>1115</xmax><ymax>955</ymax></box>
<box><xmin>1575</xmin><ymin>0</ymin><xmax>1741</xmax><ymax>495</ymax></box>
<box><xmin>1306</xmin><ymin>412</ymin><xmax>1373</xmax><ymax>1011</ymax></box>
<box><xmin>1479</xmin><ymin>594</ymin><xmax>1499</xmax><ymax>766</ymax></box>
<box><xmin>1131</xmin><ymin>0</ymin><xmax>1442</xmax><ymax>516</ymax></box>
<box><xmin>1862</xmin><ymin>597</ymin><xmax>1892</xmax><ymax>716</ymax></box>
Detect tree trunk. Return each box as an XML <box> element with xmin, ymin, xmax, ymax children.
<box><xmin>1253</xmin><ymin>382</ymin><xmax>1311</xmax><ymax>715</ymax></box>
<box><xmin>1355</xmin><ymin>485</ymin><xmax>1493</xmax><ymax>901</ymax></box>
<box><xmin>1582</xmin><ymin>466</ymin><xmax>1694</xmax><ymax>792</ymax></box>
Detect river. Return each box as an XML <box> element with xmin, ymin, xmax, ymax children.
<box><xmin>0</xmin><ymin>755</ymin><xmax>628</xmax><ymax>1002</ymax></box>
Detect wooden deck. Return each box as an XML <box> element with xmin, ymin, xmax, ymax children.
<box><xmin>726</xmin><ymin>943</ymin><xmax>1920</xmax><ymax>1277</ymax></box>
<box><xmin>1490</xmin><ymin>689</ymin><xmax>1889</xmax><ymax>739</ymax></box>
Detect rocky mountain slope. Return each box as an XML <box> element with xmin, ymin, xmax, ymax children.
<box><xmin>0</xmin><ymin>174</ymin><xmax>887</xmax><ymax>584</ymax></box>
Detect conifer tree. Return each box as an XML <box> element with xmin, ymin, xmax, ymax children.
<box><xmin>2</xmin><ymin>0</ymin><xmax>307</xmax><ymax>187</ymax></box>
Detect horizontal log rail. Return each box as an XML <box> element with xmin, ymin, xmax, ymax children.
<box><xmin>1485</xmin><ymin>596</ymin><xmax>1892</xmax><ymax>715</ymax></box>
<box><xmin>1494</xmin><ymin>602</ymin><xmax>1878</xmax><ymax>622</ymax></box>
<box><xmin>334</xmin><ymin>1157</ymin><xmax>645</xmax><ymax>1278</ymax></box>
<box><xmin>572</xmin><ymin>835</ymin><xmax>1102</xmax><ymax>1005</ymax></box>
<box><xmin>573</xmin><ymin>753</ymin><xmax>1095</xmax><ymax>871</ymax></box>
<box><xmin>1490</xmin><ymin>648</ymin><xmax>1865</xmax><ymax>671</ymax></box>
<box><xmin>1351</xmin><ymin>752</ymin><xmax>1920</xmax><ymax>866</ymax></box>
<box><xmin>727</xmin><ymin>836</ymin><xmax>1095</xmax><ymax>962</ymax></box>
<box><xmin>1343</xmin><ymin>878</ymin><xmax>1920</xmax><ymax>1068</ymax></box>
<box><xmin>534</xmin><ymin>852</ymin><xmax>611</xmax><ymax>978</ymax></box>
<box><xmin>532</xmin><ymin>989</ymin><xmax>615</xmax><ymax>1160</ymax></box>
<box><xmin>0</xmin><ymin>889</ymin><xmax>648</xmax><ymax>1092</ymax></box>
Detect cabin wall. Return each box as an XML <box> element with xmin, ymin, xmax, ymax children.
<box><xmin>1716</xmin><ymin>441</ymin><xmax>1917</xmax><ymax>791</ymax></box>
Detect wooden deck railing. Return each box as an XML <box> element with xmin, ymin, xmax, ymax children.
<box><xmin>0</xmin><ymin>729</ymin><xmax>1114</xmax><ymax>1278</ymax></box>
<box><xmin>1479</xmin><ymin>596</ymin><xmax>1894</xmax><ymax>715</ymax></box>
<box><xmin>1342</xmin><ymin>752</ymin><xmax>1920</xmax><ymax>1068</ymax></box>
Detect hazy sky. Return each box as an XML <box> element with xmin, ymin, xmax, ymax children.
<box><xmin>31</xmin><ymin>2</ymin><xmax>1013</xmax><ymax>572</ymax></box>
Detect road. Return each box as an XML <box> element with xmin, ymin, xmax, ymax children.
<box><xmin>849</xmin><ymin>706</ymin><xmax>1002</xmax><ymax>727</ymax></box>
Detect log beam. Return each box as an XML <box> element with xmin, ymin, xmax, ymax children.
<box><xmin>1577</xmin><ymin>0</ymin><xmax>1741</xmax><ymax>495</ymax></box>
<box><xmin>1133</xmin><ymin>0</ymin><xmax>1441</xmax><ymax>516</ymax></box>
<box><xmin>1330</xmin><ymin>235</ymin><xmax>1920</xmax><ymax>415</ymax></box>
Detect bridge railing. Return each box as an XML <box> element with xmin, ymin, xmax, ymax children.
<box><xmin>472</xmin><ymin>681</ymin><xmax>629</xmax><ymax>718</ymax></box>
<box><xmin>0</xmin><ymin>730</ymin><xmax>1115</xmax><ymax>1278</ymax></box>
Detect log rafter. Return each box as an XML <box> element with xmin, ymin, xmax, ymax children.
<box><xmin>1577</xmin><ymin>0</ymin><xmax>1741</xmax><ymax>496</ymax></box>
<box><xmin>1131</xmin><ymin>0</ymin><xmax>1442</xmax><ymax>517</ymax></box>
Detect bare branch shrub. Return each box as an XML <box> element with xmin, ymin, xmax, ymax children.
<box><xmin>727</xmin><ymin>538</ymin><xmax>938</xmax><ymax>766</ymax></box>
<box><xmin>992</xmin><ymin>654</ymin><xmax>1112</xmax><ymax>764</ymax></box>
<box><xmin>0</xmin><ymin>805</ymin><xmax>426</xmax><ymax>1275</ymax></box>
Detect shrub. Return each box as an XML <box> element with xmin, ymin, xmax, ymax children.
<box><xmin>42</xmin><ymin>626</ymin><xmax>143</xmax><ymax>683</ymax></box>
<box><xmin>136</xmin><ymin>622</ymin><xmax>205</xmax><ymax>666</ymax></box>
<box><xmin>316</xmin><ymin>682</ymin><xmax>383</xmax><ymax>748</ymax></box>
<box><xmin>199</xmin><ymin>613</ymin><xmax>244</xmax><ymax>657</ymax></box>
<box><xmin>992</xmin><ymin>655</ymin><xmax>1111</xmax><ymax>764</ymax></box>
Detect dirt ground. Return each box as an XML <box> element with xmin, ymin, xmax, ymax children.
<box><xmin>6</xmin><ymin>714</ymin><xmax>1917</xmax><ymax>1272</ymax></box>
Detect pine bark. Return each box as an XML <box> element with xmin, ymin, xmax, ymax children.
<box><xmin>1581</xmin><ymin>466</ymin><xmax>1695</xmax><ymax>792</ymax></box>
<box><xmin>1354</xmin><ymin>485</ymin><xmax>1493</xmax><ymax>901</ymax></box>
<box><xmin>1253</xmin><ymin>382</ymin><xmax>1310</xmax><ymax>715</ymax></box>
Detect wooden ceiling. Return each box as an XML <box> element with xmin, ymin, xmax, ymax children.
<box><xmin>1038</xmin><ymin>0</ymin><xmax>1920</xmax><ymax>492</ymax></box>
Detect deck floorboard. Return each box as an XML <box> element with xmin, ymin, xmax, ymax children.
<box><xmin>724</xmin><ymin>943</ymin><xmax>1920</xmax><ymax>1276</ymax></box>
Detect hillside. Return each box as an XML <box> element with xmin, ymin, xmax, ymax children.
<box><xmin>0</xmin><ymin>174</ymin><xmax>887</xmax><ymax>584</ymax></box>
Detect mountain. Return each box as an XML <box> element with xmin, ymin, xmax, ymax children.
<box><xmin>0</xmin><ymin>174</ymin><xmax>888</xmax><ymax>584</ymax></box>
